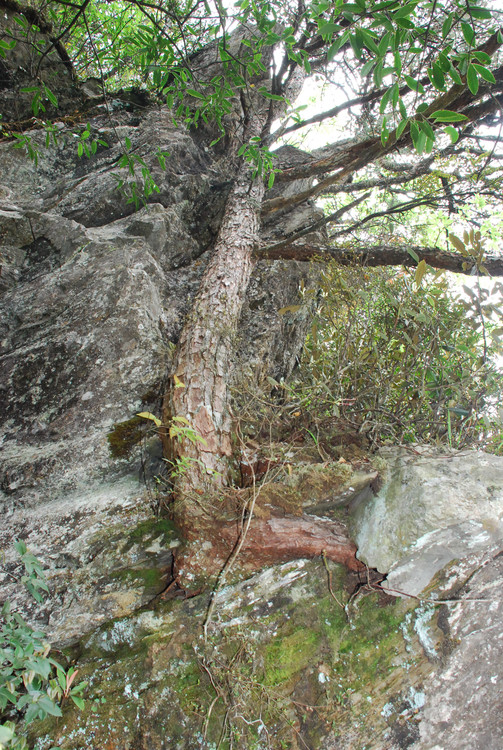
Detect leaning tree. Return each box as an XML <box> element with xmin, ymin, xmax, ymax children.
<box><xmin>1</xmin><ymin>0</ymin><xmax>503</xmax><ymax>578</ymax></box>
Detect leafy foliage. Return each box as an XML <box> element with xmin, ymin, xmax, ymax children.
<box><xmin>0</xmin><ymin>544</ymin><xmax>86</xmax><ymax>750</ymax></box>
<box><xmin>2</xmin><ymin>0</ymin><xmax>502</xmax><ymax>172</ymax></box>
<box><xmin>293</xmin><ymin>263</ymin><xmax>503</xmax><ymax>451</ymax></box>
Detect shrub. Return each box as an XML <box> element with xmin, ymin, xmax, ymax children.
<box><xmin>292</xmin><ymin>264</ymin><xmax>503</xmax><ymax>451</ymax></box>
<box><xmin>0</xmin><ymin>542</ymin><xmax>85</xmax><ymax>750</ymax></box>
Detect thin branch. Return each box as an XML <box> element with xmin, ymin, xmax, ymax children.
<box><xmin>263</xmin><ymin>191</ymin><xmax>371</xmax><ymax>254</ymax></box>
<box><xmin>255</xmin><ymin>242</ymin><xmax>503</xmax><ymax>276</ymax></box>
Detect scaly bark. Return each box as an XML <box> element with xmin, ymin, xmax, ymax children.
<box><xmin>168</xmin><ymin>161</ymin><xmax>265</xmax><ymax>517</ymax></box>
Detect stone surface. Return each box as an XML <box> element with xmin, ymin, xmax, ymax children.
<box><xmin>410</xmin><ymin>552</ymin><xmax>503</xmax><ymax>750</ymax></box>
<box><xmin>0</xmin><ymin>94</ymin><xmax>319</xmax><ymax>641</ymax></box>
<box><xmin>352</xmin><ymin>446</ymin><xmax>503</xmax><ymax>575</ymax></box>
<box><xmin>2</xmin><ymin>22</ymin><xmax>503</xmax><ymax>748</ymax></box>
<box><xmin>27</xmin><ymin>545</ymin><xmax>503</xmax><ymax>750</ymax></box>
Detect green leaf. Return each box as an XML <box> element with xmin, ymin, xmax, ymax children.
<box><xmin>393</xmin><ymin>2</ymin><xmax>417</xmax><ymax>19</ymax></box>
<box><xmin>373</xmin><ymin>60</ymin><xmax>384</xmax><ymax>87</ymax></box>
<box><xmin>186</xmin><ymin>87</ymin><xmax>206</xmax><ymax>99</ymax></box>
<box><xmin>349</xmin><ymin>32</ymin><xmax>363</xmax><ymax>59</ymax></box>
<box><xmin>472</xmin><ymin>64</ymin><xmax>496</xmax><ymax>84</ymax></box>
<box><xmin>461</xmin><ymin>21</ymin><xmax>475</xmax><ymax>47</ymax></box>
<box><xmin>360</xmin><ymin>29</ymin><xmax>379</xmax><ymax>54</ymax></box>
<box><xmin>57</xmin><ymin>669</ymin><xmax>67</xmax><ymax>691</ymax></box>
<box><xmin>396</xmin><ymin>118</ymin><xmax>408</xmax><ymax>138</ymax></box>
<box><xmin>381</xmin><ymin>116</ymin><xmax>390</xmax><ymax>146</ymax></box>
<box><xmin>467</xmin><ymin>5</ymin><xmax>491</xmax><ymax>19</ymax></box>
<box><xmin>444</xmin><ymin>125</ymin><xmax>459</xmax><ymax>143</ymax></box>
<box><xmin>442</xmin><ymin>12</ymin><xmax>454</xmax><ymax>38</ymax></box>
<box><xmin>378</xmin><ymin>32</ymin><xmax>391</xmax><ymax>56</ymax></box>
<box><xmin>361</xmin><ymin>59</ymin><xmax>375</xmax><ymax>77</ymax></box>
<box><xmin>429</xmin><ymin>62</ymin><xmax>445</xmax><ymax>90</ymax></box>
<box><xmin>43</xmin><ymin>86</ymin><xmax>58</xmax><ymax>107</ymax></box>
<box><xmin>437</xmin><ymin>52</ymin><xmax>450</xmax><ymax>73</ymax></box>
<box><xmin>395</xmin><ymin>17</ymin><xmax>415</xmax><ymax>29</ymax></box>
<box><xmin>404</xmin><ymin>75</ymin><xmax>424</xmax><ymax>93</ymax></box>
<box><xmin>447</xmin><ymin>65</ymin><xmax>463</xmax><ymax>85</ymax></box>
<box><xmin>472</xmin><ymin>51</ymin><xmax>491</xmax><ymax>64</ymax></box>
<box><xmin>419</xmin><ymin>119</ymin><xmax>435</xmax><ymax>140</ymax></box>
<box><xmin>14</xmin><ymin>540</ymin><xmax>28</xmax><ymax>555</ymax></box>
<box><xmin>71</xmin><ymin>695</ymin><xmax>85</xmax><ymax>709</ymax></box>
<box><xmin>430</xmin><ymin>110</ymin><xmax>469</xmax><ymax>122</ymax></box>
<box><xmin>415</xmin><ymin>129</ymin><xmax>427</xmax><ymax>154</ymax></box>
<box><xmin>318</xmin><ymin>22</ymin><xmax>341</xmax><ymax>37</ymax></box>
<box><xmin>407</xmin><ymin>247</ymin><xmax>420</xmax><ymax>262</ymax></box>
<box><xmin>37</xmin><ymin>695</ymin><xmax>62</xmax><ymax>717</ymax></box>
<box><xmin>467</xmin><ymin>64</ymin><xmax>479</xmax><ymax>95</ymax></box>
<box><xmin>379</xmin><ymin>86</ymin><xmax>393</xmax><ymax>114</ymax></box>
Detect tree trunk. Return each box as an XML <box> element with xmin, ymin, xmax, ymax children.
<box><xmin>166</xmin><ymin>160</ymin><xmax>265</xmax><ymax>529</ymax></box>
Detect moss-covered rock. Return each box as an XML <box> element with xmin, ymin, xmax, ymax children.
<box><xmin>30</xmin><ymin>559</ymin><xmax>447</xmax><ymax>750</ymax></box>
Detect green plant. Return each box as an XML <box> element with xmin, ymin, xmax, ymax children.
<box><xmin>137</xmin><ymin>412</ymin><xmax>215</xmax><ymax>480</ymax></box>
<box><xmin>292</xmin><ymin>262</ymin><xmax>503</xmax><ymax>451</ymax></box>
<box><xmin>74</xmin><ymin>124</ymin><xmax>108</xmax><ymax>159</ymax></box>
<box><xmin>112</xmin><ymin>140</ymin><xmax>169</xmax><ymax>210</ymax></box>
<box><xmin>0</xmin><ymin>542</ymin><xmax>86</xmax><ymax>750</ymax></box>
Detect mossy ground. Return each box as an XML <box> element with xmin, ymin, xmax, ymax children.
<box><xmin>29</xmin><ymin>558</ymin><xmax>446</xmax><ymax>750</ymax></box>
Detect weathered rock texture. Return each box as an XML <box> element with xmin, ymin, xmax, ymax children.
<box><xmin>0</xmin><ymin>96</ymin><xmax>318</xmax><ymax>642</ymax></box>
<box><xmin>28</xmin><ymin>544</ymin><xmax>503</xmax><ymax>750</ymax></box>
<box><xmin>352</xmin><ymin>446</ymin><xmax>503</xmax><ymax>587</ymax></box>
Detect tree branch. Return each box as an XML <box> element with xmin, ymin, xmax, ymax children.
<box><xmin>255</xmin><ymin>242</ymin><xmax>503</xmax><ymax>276</ymax></box>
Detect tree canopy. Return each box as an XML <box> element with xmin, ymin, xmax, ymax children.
<box><xmin>1</xmin><ymin>0</ymin><xmax>503</xmax><ymax>272</ymax></box>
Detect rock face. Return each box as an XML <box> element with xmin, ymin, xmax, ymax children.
<box><xmin>352</xmin><ymin>446</ymin><xmax>503</xmax><ymax>590</ymax></box>
<box><xmin>28</xmin><ymin>546</ymin><xmax>503</xmax><ymax>750</ymax></box>
<box><xmin>0</xmin><ymin>96</ymin><xmax>317</xmax><ymax>642</ymax></box>
<box><xmin>18</xmin><ymin>447</ymin><xmax>503</xmax><ymax>750</ymax></box>
<box><xmin>2</xmin><ymin>17</ymin><xmax>503</xmax><ymax>749</ymax></box>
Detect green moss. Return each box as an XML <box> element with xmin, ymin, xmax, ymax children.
<box><xmin>122</xmin><ymin>517</ymin><xmax>177</xmax><ymax>552</ymax></box>
<box><xmin>331</xmin><ymin>592</ymin><xmax>406</xmax><ymax>689</ymax></box>
<box><xmin>264</xmin><ymin>628</ymin><xmax>320</xmax><ymax>686</ymax></box>
<box><xmin>109</xmin><ymin>566</ymin><xmax>164</xmax><ymax>591</ymax></box>
<box><xmin>107</xmin><ymin>416</ymin><xmax>145</xmax><ymax>458</ymax></box>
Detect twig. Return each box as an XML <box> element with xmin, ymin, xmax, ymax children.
<box><xmin>321</xmin><ymin>549</ymin><xmax>347</xmax><ymax>614</ymax></box>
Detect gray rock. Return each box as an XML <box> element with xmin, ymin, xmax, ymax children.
<box><xmin>0</xmin><ymin>100</ymin><xmax>317</xmax><ymax>642</ymax></box>
<box><xmin>353</xmin><ymin>446</ymin><xmax>503</xmax><ymax>576</ymax></box>
<box><xmin>411</xmin><ymin>552</ymin><xmax>503</xmax><ymax>750</ymax></box>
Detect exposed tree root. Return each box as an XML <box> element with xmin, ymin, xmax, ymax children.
<box><xmin>174</xmin><ymin>512</ymin><xmax>365</xmax><ymax>588</ymax></box>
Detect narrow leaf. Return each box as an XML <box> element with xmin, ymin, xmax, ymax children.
<box><xmin>467</xmin><ymin>64</ymin><xmax>479</xmax><ymax>95</ymax></box>
<box><xmin>430</xmin><ymin>110</ymin><xmax>468</xmax><ymax>122</ymax></box>
<box><xmin>415</xmin><ymin>259</ymin><xmax>427</xmax><ymax>287</ymax></box>
<box><xmin>136</xmin><ymin>412</ymin><xmax>162</xmax><ymax>427</ymax></box>
<box><xmin>472</xmin><ymin>64</ymin><xmax>495</xmax><ymax>84</ymax></box>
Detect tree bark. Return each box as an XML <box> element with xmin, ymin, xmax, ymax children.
<box><xmin>166</xmin><ymin>161</ymin><xmax>265</xmax><ymax>526</ymax></box>
<box><xmin>257</xmin><ymin>242</ymin><xmax>503</xmax><ymax>276</ymax></box>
